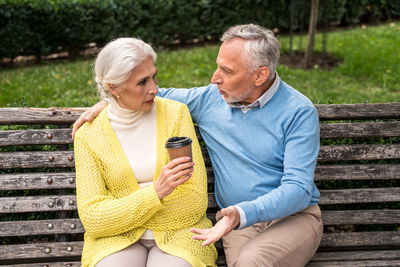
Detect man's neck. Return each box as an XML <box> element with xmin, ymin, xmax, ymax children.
<box><xmin>239</xmin><ymin>75</ymin><xmax>275</xmax><ymax>106</ymax></box>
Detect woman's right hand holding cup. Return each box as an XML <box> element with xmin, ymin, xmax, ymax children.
<box><xmin>154</xmin><ymin>157</ymin><xmax>194</xmax><ymax>199</ymax></box>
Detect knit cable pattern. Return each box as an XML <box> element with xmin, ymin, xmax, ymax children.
<box><xmin>74</xmin><ymin>97</ymin><xmax>217</xmax><ymax>267</ymax></box>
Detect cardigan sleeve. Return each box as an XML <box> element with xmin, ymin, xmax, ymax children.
<box><xmin>74</xmin><ymin>128</ymin><xmax>164</xmax><ymax>239</ymax></box>
<box><xmin>175</xmin><ymin>104</ymin><xmax>209</xmax><ymax>219</ymax></box>
<box><xmin>143</xmin><ymin>104</ymin><xmax>209</xmax><ymax>230</ymax></box>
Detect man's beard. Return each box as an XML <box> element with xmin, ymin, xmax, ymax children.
<box><xmin>220</xmin><ymin>87</ymin><xmax>252</xmax><ymax>104</ymax></box>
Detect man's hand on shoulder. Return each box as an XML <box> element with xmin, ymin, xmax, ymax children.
<box><xmin>190</xmin><ymin>206</ymin><xmax>240</xmax><ymax>246</ymax></box>
<box><xmin>71</xmin><ymin>100</ymin><xmax>108</xmax><ymax>139</ymax></box>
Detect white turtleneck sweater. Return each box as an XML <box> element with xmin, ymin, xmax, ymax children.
<box><xmin>107</xmin><ymin>97</ymin><xmax>157</xmax><ymax>239</ymax></box>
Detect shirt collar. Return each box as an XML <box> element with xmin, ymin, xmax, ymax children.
<box><xmin>228</xmin><ymin>72</ymin><xmax>281</xmax><ymax>113</ymax></box>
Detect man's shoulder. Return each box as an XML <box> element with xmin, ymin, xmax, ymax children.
<box><xmin>278</xmin><ymin>80</ymin><xmax>315</xmax><ymax>109</ymax></box>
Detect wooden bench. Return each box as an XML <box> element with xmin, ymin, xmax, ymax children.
<box><xmin>0</xmin><ymin>103</ymin><xmax>399</xmax><ymax>267</ymax></box>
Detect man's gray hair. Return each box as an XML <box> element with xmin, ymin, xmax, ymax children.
<box><xmin>221</xmin><ymin>24</ymin><xmax>280</xmax><ymax>80</ymax></box>
<box><xmin>94</xmin><ymin>37</ymin><xmax>157</xmax><ymax>99</ymax></box>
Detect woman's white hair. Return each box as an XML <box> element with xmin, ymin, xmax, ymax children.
<box><xmin>94</xmin><ymin>37</ymin><xmax>157</xmax><ymax>99</ymax></box>
<box><xmin>221</xmin><ymin>24</ymin><xmax>280</xmax><ymax>80</ymax></box>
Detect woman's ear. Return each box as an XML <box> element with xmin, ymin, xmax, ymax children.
<box><xmin>254</xmin><ymin>66</ymin><xmax>270</xmax><ymax>86</ymax></box>
<box><xmin>108</xmin><ymin>83</ymin><xmax>119</xmax><ymax>97</ymax></box>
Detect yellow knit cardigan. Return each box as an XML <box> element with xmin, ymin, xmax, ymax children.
<box><xmin>74</xmin><ymin>97</ymin><xmax>217</xmax><ymax>267</ymax></box>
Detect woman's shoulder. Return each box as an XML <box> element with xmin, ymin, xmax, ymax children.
<box><xmin>156</xmin><ymin>96</ymin><xmax>188</xmax><ymax>113</ymax></box>
<box><xmin>75</xmin><ymin>108</ymin><xmax>107</xmax><ymax>140</ymax></box>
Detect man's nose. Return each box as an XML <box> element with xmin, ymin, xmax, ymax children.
<box><xmin>211</xmin><ymin>70</ymin><xmax>222</xmax><ymax>84</ymax></box>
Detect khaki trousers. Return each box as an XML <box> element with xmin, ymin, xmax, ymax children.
<box><xmin>218</xmin><ymin>205</ymin><xmax>323</xmax><ymax>267</ymax></box>
<box><xmin>95</xmin><ymin>239</ymin><xmax>191</xmax><ymax>267</ymax></box>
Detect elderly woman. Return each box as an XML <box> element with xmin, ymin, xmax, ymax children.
<box><xmin>74</xmin><ymin>38</ymin><xmax>217</xmax><ymax>267</ymax></box>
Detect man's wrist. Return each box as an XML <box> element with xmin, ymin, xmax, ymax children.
<box><xmin>234</xmin><ymin>205</ymin><xmax>247</xmax><ymax>230</ymax></box>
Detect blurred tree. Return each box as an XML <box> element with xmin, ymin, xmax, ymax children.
<box><xmin>305</xmin><ymin>0</ymin><xmax>319</xmax><ymax>68</ymax></box>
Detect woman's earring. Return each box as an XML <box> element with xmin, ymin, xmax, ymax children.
<box><xmin>117</xmin><ymin>95</ymin><xmax>120</xmax><ymax>99</ymax></box>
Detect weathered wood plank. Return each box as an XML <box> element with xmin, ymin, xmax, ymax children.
<box><xmin>322</xmin><ymin>210</ymin><xmax>400</xmax><ymax>225</ymax></box>
<box><xmin>0</xmin><ymin>108</ymin><xmax>86</xmax><ymax>125</ymax></box>
<box><xmin>320</xmin><ymin>231</ymin><xmax>400</xmax><ymax>248</ymax></box>
<box><xmin>320</xmin><ymin>121</ymin><xmax>400</xmax><ymax>138</ymax></box>
<box><xmin>207</xmin><ymin>164</ymin><xmax>400</xmax><ymax>184</ymax></box>
<box><xmin>7</xmin><ymin>210</ymin><xmax>396</xmax><ymax>237</ymax></box>
<box><xmin>0</xmin><ymin>195</ymin><xmax>77</xmax><ymax>213</ymax></box>
<box><xmin>0</xmin><ymin>194</ymin><xmax>215</xmax><ymax>213</ymax></box>
<box><xmin>307</xmin><ymin>260</ymin><xmax>400</xmax><ymax>267</ymax></box>
<box><xmin>0</xmin><ymin>219</ymin><xmax>84</xmax><ymax>237</ymax></box>
<box><xmin>315</xmin><ymin>103</ymin><xmax>400</xmax><ymax>120</ymax></box>
<box><xmin>0</xmin><ymin>172</ymin><xmax>76</xmax><ymax>190</ymax></box>
<box><xmin>1</xmin><ymin>164</ymin><xmax>395</xmax><ymax>192</ymax></box>
<box><xmin>0</xmin><ymin>151</ymin><xmax>74</xmax><ymax>169</ymax></box>
<box><xmin>0</xmin><ymin>241</ymin><xmax>83</xmax><ymax>260</ymax></box>
<box><xmin>0</xmin><ymin>129</ymin><xmax>72</xmax><ymax>146</ymax></box>
<box><xmin>1</xmin><ymin>233</ymin><xmax>398</xmax><ymax>261</ymax></box>
<box><xmin>310</xmin><ymin>250</ymin><xmax>400</xmax><ymax>262</ymax></box>
<box><xmin>318</xmin><ymin>144</ymin><xmax>400</xmax><ymax>161</ymax></box>
<box><xmin>319</xmin><ymin>188</ymin><xmax>400</xmax><ymax>205</ymax></box>
<box><xmin>1</xmin><ymin>104</ymin><xmax>399</xmax><ymax>124</ymax></box>
<box><xmin>314</xmin><ymin>164</ymin><xmax>400</xmax><ymax>181</ymax></box>
<box><xmin>1</xmin><ymin>189</ymin><xmax>397</xmax><ymax>214</ymax></box>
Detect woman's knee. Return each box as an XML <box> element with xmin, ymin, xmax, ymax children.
<box><xmin>95</xmin><ymin>242</ymin><xmax>148</xmax><ymax>267</ymax></box>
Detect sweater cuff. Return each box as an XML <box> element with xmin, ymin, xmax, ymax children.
<box><xmin>236</xmin><ymin>201</ymin><xmax>259</xmax><ymax>228</ymax></box>
<box><xmin>234</xmin><ymin>205</ymin><xmax>247</xmax><ymax>230</ymax></box>
<box><xmin>141</xmin><ymin>184</ymin><xmax>164</xmax><ymax>210</ymax></box>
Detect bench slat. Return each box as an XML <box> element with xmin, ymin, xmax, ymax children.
<box><xmin>209</xmin><ymin>188</ymin><xmax>400</xmax><ymax>208</ymax></box>
<box><xmin>310</xmin><ymin>250</ymin><xmax>400</xmax><ymax>262</ymax></box>
<box><xmin>307</xmin><ymin>260</ymin><xmax>400</xmax><ymax>267</ymax></box>
<box><xmin>0</xmin><ymin>195</ymin><xmax>77</xmax><ymax>213</ymax></box>
<box><xmin>3</xmin><ymin>122</ymin><xmax>398</xmax><ymax>145</ymax></box>
<box><xmin>2</xmin><ymin>209</ymin><xmax>398</xmax><ymax>237</ymax></box>
<box><xmin>319</xmin><ymin>188</ymin><xmax>400</xmax><ymax>204</ymax></box>
<box><xmin>0</xmin><ymin>108</ymin><xmax>86</xmax><ymax>125</ymax></box>
<box><xmin>2</xmin><ymin>144</ymin><xmax>398</xmax><ymax>170</ymax></box>
<box><xmin>2</xmin><ymin>187</ymin><xmax>398</xmax><ymax>214</ymax></box>
<box><xmin>318</xmin><ymin>144</ymin><xmax>400</xmax><ymax>161</ymax></box>
<box><xmin>316</xmin><ymin>103</ymin><xmax>400</xmax><ymax>120</ymax></box>
<box><xmin>0</xmin><ymin>129</ymin><xmax>72</xmax><ymax>146</ymax></box>
<box><xmin>320</xmin><ymin>231</ymin><xmax>400</xmax><ymax>248</ymax></box>
<box><xmin>1</xmin><ymin>164</ymin><xmax>397</xmax><ymax>192</ymax></box>
<box><xmin>1</xmin><ymin>104</ymin><xmax>399</xmax><ymax>124</ymax></box>
<box><xmin>0</xmin><ymin>219</ymin><xmax>83</xmax><ymax>237</ymax></box>
<box><xmin>2</xmin><ymin>232</ymin><xmax>399</xmax><ymax>261</ymax></box>
<box><xmin>0</xmin><ymin>151</ymin><xmax>74</xmax><ymax>169</ymax></box>
<box><xmin>0</xmin><ymin>241</ymin><xmax>83</xmax><ymax>260</ymax></box>
<box><xmin>0</xmin><ymin>172</ymin><xmax>76</xmax><ymax>190</ymax></box>
<box><xmin>322</xmin><ymin>210</ymin><xmax>400</xmax><ymax>225</ymax></box>
<box><xmin>315</xmin><ymin>164</ymin><xmax>400</xmax><ymax>181</ymax></box>
<box><xmin>320</xmin><ymin>121</ymin><xmax>400</xmax><ymax>138</ymax></box>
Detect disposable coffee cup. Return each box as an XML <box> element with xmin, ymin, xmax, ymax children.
<box><xmin>165</xmin><ymin>136</ymin><xmax>193</xmax><ymax>161</ymax></box>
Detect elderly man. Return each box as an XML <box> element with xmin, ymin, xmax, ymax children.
<box><xmin>73</xmin><ymin>24</ymin><xmax>323</xmax><ymax>267</ymax></box>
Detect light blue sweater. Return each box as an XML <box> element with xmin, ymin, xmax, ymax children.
<box><xmin>158</xmin><ymin>81</ymin><xmax>320</xmax><ymax>228</ymax></box>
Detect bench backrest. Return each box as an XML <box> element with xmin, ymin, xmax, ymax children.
<box><xmin>0</xmin><ymin>103</ymin><xmax>399</xmax><ymax>266</ymax></box>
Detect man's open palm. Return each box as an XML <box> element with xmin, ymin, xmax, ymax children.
<box><xmin>191</xmin><ymin>206</ymin><xmax>240</xmax><ymax>246</ymax></box>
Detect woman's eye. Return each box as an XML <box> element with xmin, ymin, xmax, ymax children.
<box><xmin>138</xmin><ymin>80</ymin><xmax>147</xmax><ymax>86</ymax></box>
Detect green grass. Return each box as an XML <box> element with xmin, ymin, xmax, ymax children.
<box><xmin>0</xmin><ymin>22</ymin><xmax>399</xmax><ymax>107</ymax></box>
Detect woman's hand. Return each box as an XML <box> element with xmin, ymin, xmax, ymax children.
<box><xmin>154</xmin><ymin>157</ymin><xmax>194</xmax><ymax>199</ymax></box>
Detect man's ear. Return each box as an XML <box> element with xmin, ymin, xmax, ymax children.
<box><xmin>254</xmin><ymin>66</ymin><xmax>270</xmax><ymax>86</ymax></box>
